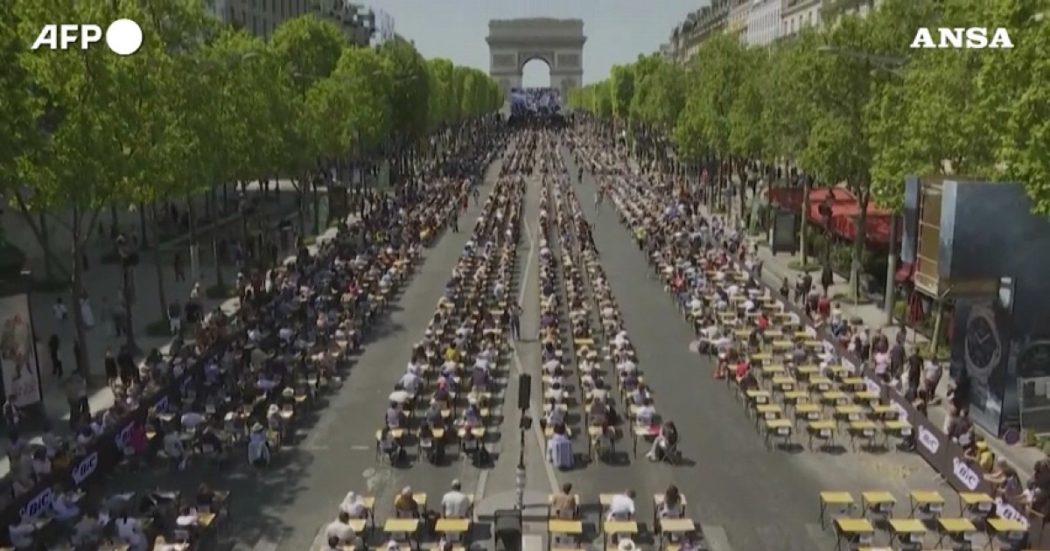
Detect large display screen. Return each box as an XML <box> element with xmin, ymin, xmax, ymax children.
<box><xmin>510</xmin><ymin>87</ymin><xmax>561</xmax><ymax>117</ymax></box>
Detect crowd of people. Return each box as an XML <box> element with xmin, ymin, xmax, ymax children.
<box><xmin>1</xmin><ymin>119</ymin><xmax>508</xmax><ymax>550</ymax></box>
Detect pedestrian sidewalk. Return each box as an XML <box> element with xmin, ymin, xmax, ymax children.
<box><xmin>748</xmin><ymin>232</ymin><xmax>1047</xmax><ymax>479</ymax></box>
<box><xmin>0</xmin><ymin>183</ymin><xmax>301</xmax><ymax>478</ymax></box>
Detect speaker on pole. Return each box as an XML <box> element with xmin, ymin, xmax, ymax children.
<box><xmin>517</xmin><ymin>373</ymin><xmax>531</xmax><ymax>410</ymax></box>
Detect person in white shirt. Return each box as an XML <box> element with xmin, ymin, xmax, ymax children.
<box><xmin>635</xmin><ymin>400</ymin><xmax>656</xmax><ymax>426</ymax></box>
<box><xmin>325</xmin><ymin>512</ymin><xmax>357</xmax><ymax>544</ymax></box>
<box><xmin>606</xmin><ymin>490</ymin><xmax>636</xmax><ymax>521</ymax></box>
<box><xmin>441</xmin><ymin>480</ymin><xmax>471</xmax><ymax>518</ymax></box>
<box><xmin>340</xmin><ymin>492</ymin><xmax>368</xmax><ymax>518</ymax></box>
<box><xmin>114</xmin><ymin>513</ymin><xmax>147</xmax><ymax>551</ymax></box>
<box><xmin>399</xmin><ymin>371</ymin><xmax>420</xmax><ymax>395</ymax></box>
<box><xmin>51</xmin><ymin>488</ymin><xmax>81</xmax><ymax>522</ymax></box>
<box><xmin>180</xmin><ymin>411</ymin><xmax>206</xmax><ymax>431</ymax></box>
<box><xmin>248</xmin><ymin>423</ymin><xmax>271</xmax><ymax>467</ymax></box>
<box><xmin>175</xmin><ymin>506</ymin><xmax>199</xmax><ymax>528</ymax></box>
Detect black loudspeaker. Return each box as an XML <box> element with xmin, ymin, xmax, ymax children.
<box><xmin>517</xmin><ymin>373</ymin><xmax>531</xmax><ymax>410</ymax></box>
<box><xmin>493</xmin><ymin>509</ymin><xmax>522</xmax><ymax>551</ymax></box>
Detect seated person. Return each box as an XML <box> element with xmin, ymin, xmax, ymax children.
<box><xmin>51</xmin><ymin>486</ymin><xmax>81</xmax><ymax>522</ymax></box>
<box><xmin>247</xmin><ymin>423</ymin><xmax>271</xmax><ymax>467</ymax></box>
<box><xmin>385</xmin><ymin>402</ymin><xmax>403</xmax><ymax>429</ymax></box>
<box><xmin>658</xmin><ymin>485</ymin><xmax>685</xmax><ymax>519</ymax></box>
<box><xmin>460</xmin><ymin>403</ymin><xmax>482</xmax><ymax>428</ymax></box>
<box><xmin>634</xmin><ymin>399</ymin><xmax>656</xmax><ymax>427</ymax></box>
<box><xmin>325</xmin><ymin>511</ymin><xmax>358</xmax><ymax>545</ymax></box>
<box><xmin>546</xmin><ymin>424</ymin><xmax>573</xmax><ymax>470</ymax></box>
<box><xmin>340</xmin><ymin>492</ymin><xmax>368</xmax><ymax>518</ymax></box>
<box><xmin>162</xmin><ymin>430</ymin><xmax>189</xmax><ymax>470</ymax></box>
<box><xmin>394</xmin><ymin>487</ymin><xmax>420</xmax><ymax>518</ymax></box>
<box><xmin>543</xmin><ymin>398</ymin><xmax>565</xmax><ymax>431</ymax></box>
<box><xmin>8</xmin><ymin>519</ymin><xmax>34</xmax><ymax>550</ymax></box>
<box><xmin>550</xmin><ymin>483</ymin><xmax>578</xmax><ymax>519</ymax></box>
<box><xmin>606</xmin><ymin>490</ymin><xmax>637</xmax><ymax>521</ymax></box>
<box><xmin>175</xmin><ymin>506</ymin><xmax>200</xmax><ymax>529</ymax></box>
<box><xmin>647</xmin><ymin>421</ymin><xmax>679</xmax><ymax>462</ymax></box>
<box><xmin>425</xmin><ymin>399</ymin><xmax>444</xmax><ymax>428</ymax></box>
<box><xmin>630</xmin><ymin>383</ymin><xmax>651</xmax><ymax>406</ymax></box>
<box><xmin>72</xmin><ymin>512</ymin><xmax>102</xmax><ymax>548</ymax></box>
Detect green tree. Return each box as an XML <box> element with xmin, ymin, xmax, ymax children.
<box><xmin>610</xmin><ymin>64</ymin><xmax>635</xmax><ymax>121</ymax></box>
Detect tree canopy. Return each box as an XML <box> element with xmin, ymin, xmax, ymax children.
<box><xmin>568</xmin><ymin>0</ymin><xmax>1050</xmax><ymax>216</ymax></box>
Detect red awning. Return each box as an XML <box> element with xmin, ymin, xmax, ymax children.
<box><xmin>767</xmin><ymin>186</ymin><xmax>894</xmax><ymax>245</ymax></box>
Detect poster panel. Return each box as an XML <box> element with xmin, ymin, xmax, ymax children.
<box><xmin>0</xmin><ymin>294</ymin><xmax>42</xmax><ymax>407</ymax></box>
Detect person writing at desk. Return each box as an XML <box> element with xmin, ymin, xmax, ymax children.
<box><xmin>658</xmin><ymin>485</ymin><xmax>685</xmax><ymax>519</ymax></box>
<box><xmin>325</xmin><ymin>511</ymin><xmax>358</xmax><ymax>545</ymax></box>
<box><xmin>606</xmin><ymin>490</ymin><xmax>636</xmax><ymax>521</ymax></box>
<box><xmin>340</xmin><ymin>491</ymin><xmax>368</xmax><ymax>518</ymax></box>
<box><xmin>176</xmin><ymin>505</ymin><xmax>200</xmax><ymax>529</ymax></box>
<box><xmin>394</xmin><ymin>487</ymin><xmax>420</xmax><ymax>518</ymax></box>
<box><xmin>546</xmin><ymin>423</ymin><xmax>573</xmax><ymax>470</ymax></box>
<box><xmin>52</xmin><ymin>485</ymin><xmax>81</xmax><ymax>523</ymax></box>
<box><xmin>162</xmin><ymin>429</ymin><xmax>189</xmax><ymax>471</ymax></box>
<box><xmin>441</xmin><ymin>479</ymin><xmax>471</xmax><ymax>518</ymax></box>
<box><xmin>551</xmin><ymin>483</ymin><xmax>578</xmax><ymax>520</ymax></box>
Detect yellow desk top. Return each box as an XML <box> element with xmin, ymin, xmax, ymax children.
<box><xmin>348</xmin><ymin>519</ymin><xmax>367</xmax><ymax>532</ymax></box>
<box><xmin>384</xmin><ymin>518</ymin><xmax>420</xmax><ymax>533</ymax></box>
<box><xmin>937</xmin><ymin>517</ymin><xmax>976</xmax><ymax>533</ymax></box>
<box><xmin>835</xmin><ymin>517</ymin><xmax>874</xmax><ymax>534</ymax></box>
<box><xmin>783</xmin><ymin>391</ymin><xmax>810</xmax><ymax>401</ymax></box>
<box><xmin>603</xmin><ymin>520</ymin><xmax>639</xmax><ymax>534</ymax></box>
<box><xmin>659</xmin><ymin>518</ymin><xmax>696</xmax><ymax>533</ymax></box>
<box><xmin>809</xmin><ymin>420</ymin><xmax>837</xmax><ymax>431</ymax></box>
<box><xmin>888</xmin><ymin>518</ymin><xmax>926</xmax><ymax>534</ymax></box>
<box><xmin>548</xmin><ymin>519</ymin><xmax>584</xmax><ymax>534</ymax></box>
<box><xmin>810</xmin><ymin>377</ymin><xmax>834</xmax><ymax>387</ymax></box>
<box><xmin>822</xmin><ymin>391</ymin><xmax>847</xmax><ymax>400</ymax></box>
<box><xmin>761</xmin><ymin>364</ymin><xmax>786</xmax><ymax>374</ymax></box>
<box><xmin>835</xmin><ymin>405</ymin><xmax>863</xmax><ymax>414</ymax></box>
<box><xmin>772</xmin><ymin>340</ymin><xmax>792</xmax><ymax>349</ymax></box>
<box><xmin>599</xmin><ymin>494</ymin><xmax>616</xmax><ymax>507</ymax></box>
<box><xmin>870</xmin><ymin>404</ymin><xmax>895</xmax><ymax>413</ymax></box>
<box><xmin>820</xmin><ymin>492</ymin><xmax>855</xmax><ymax>505</ymax></box>
<box><xmin>910</xmin><ymin>490</ymin><xmax>945</xmax><ymax>504</ymax></box>
<box><xmin>862</xmin><ymin>491</ymin><xmax>896</xmax><ymax>505</ymax></box>
<box><xmin>987</xmin><ymin>517</ymin><xmax>1027</xmax><ymax>532</ymax></box>
<box><xmin>771</xmin><ymin>376</ymin><xmax>796</xmax><ymax>386</ymax></box>
<box><xmin>766</xmin><ymin>418</ymin><xmax>793</xmax><ymax>429</ymax></box>
<box><xmin>796</xmin><ymin>365</ymin><xmax>820</xmax><ymax>373</ymax></box>
<box><xmin>746</xmin><ymin>390</ymin><xmax>771</xmax><ymax>398</ymax></box>
<box><xmin>751</xmin><ymin>353</ymin><xmax>773</xmax><ymax>361</ymax></box>
<box><xmin>958</xmin><ymin>492</ymin><xmax>994</xmax><ymax>505</ymax></box>
<box><xmin>198</xmin><ymin>512</ymin><xmax>217</xmax><ymax>527</ymax></box>
<box><xmin>883</xmin><ymin>420</ymin><xmax>912</xmax><ymax>430</ymax></box>
<box><xmin>435</xmin><ymin>518</ymin><xmax>471</xmax><ymax>533</ymax></box>
<box><xmin>841</xmin><ymin>377</ymin><xmax>865</xmax><ymax>386</ymax></box>
<box><xmin>854</xmin><ymin>391</ymin><xmax>880</xmax><ymax>401</ymax></box>
<box><xmin>756</xmin><ymin>404</ymin><xmax>782</xmax><ymax>414</ymax></box>
<box><xmin>795</xmin><ymin>403</ymin><xmax>822</xmax><ymax>413</ymax></box>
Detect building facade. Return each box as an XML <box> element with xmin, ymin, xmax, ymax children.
<box><xmin>727</xmin><ymin>0</ymin><xmax>751</xmax><ymax>43</ymax></box>
<box><xmin>746</xmin><ymin>0</ymin><xmax>781</xmax><ymax>46</ymax></box>
<box><xmin>666</xmin><ymin>0</ymin><xmax>731</xmax><ymax>65</ymax></box>
<box><xmin>780</xmin><ymin>0</ymin><xmax>822</xmax><ymax>39</ymax></box>
<box><xmin>206</xmin><ymin>0</ymin><xmax>386</xmax><ymax>45</ymax></box>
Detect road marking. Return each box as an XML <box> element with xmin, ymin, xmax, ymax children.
<box><xmin>518</xmin><ymin>217</ymin><xmax>536</xmax><ymax>306</ymax></box>
<box><xmin>476</xmin><ymin>467</ymin><xmax>490</xmax><ymax>503</ymax></box>
<box><xmin>703</xmin><ymin>525</ymin><xmax>734</xmax><ymax>551</ymax></box>
<box><xmin>252</xmin><ymin>539</ymin><xmax>278</xmax><ymax>551</ymax></box>
<box><xmin>522</xmin><ymin>534</ymin><xmax>544</xmax><ymax>551</ymax></box>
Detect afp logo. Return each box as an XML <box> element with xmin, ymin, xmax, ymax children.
<box><xmin>910</xmin><ymin>27</ymin><xmax>1014</xmax><ymax>49</ymax></box>
<box><xmin>31</xmin><ymin>19</ymin><xmax>143</xmax><ymax>55</ymax></box>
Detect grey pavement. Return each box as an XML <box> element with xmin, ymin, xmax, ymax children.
<box><xmin>87</xmin><ymin>156</ymin><xmax>510</xmax><ymax>551</ymax></box>
<box><xmin>551</xmin><ymin>146</ymin><xmax>948</xmax><ymax>551</ymax></box>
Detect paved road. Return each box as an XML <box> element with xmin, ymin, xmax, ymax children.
<box><xmin>515</xmin><ymin>146</ymin><xmax>945</xmax><ymax>551</ymax></box>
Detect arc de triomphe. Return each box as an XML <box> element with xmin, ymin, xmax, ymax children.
<box><xmin>486</xmin><ymin>18</ymin><xmax>585</xmax><ymax>105</ymax></box>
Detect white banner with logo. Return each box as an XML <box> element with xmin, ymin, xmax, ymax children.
<box><xmin>0</xmin><ymin>294</ymin><xmax>42</xmax><ymax>407</ymax></box>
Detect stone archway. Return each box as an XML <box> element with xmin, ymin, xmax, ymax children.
<box><xmin>486</xmin><ymin>18</ymin><xmax>585</xmax><ymax>108</ymax></box>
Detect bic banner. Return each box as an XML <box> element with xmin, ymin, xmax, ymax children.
<box><xmin>0</xmin><ymin>294</ymin><xmax>42</xmax><ymax>407</ymax></box>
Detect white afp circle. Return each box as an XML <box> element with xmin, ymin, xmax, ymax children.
<box><xmin>105</xmin><ymin>19</ymin><xmax>142</xmax><ymax>55</ymax></box>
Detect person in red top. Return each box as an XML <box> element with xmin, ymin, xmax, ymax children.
<box><xmin>817</xmin><ymin>293</ymin><xmax>832</xmax><ymax>319</ymax></box>
<box><xmin>734</xmin><ymin>360</ymin><xmax>749</xmax><ymax>381</ymax></box>
<box><xmin>757</xmin><ymin>313</ymin><xmax>769</xmax><ymax>332</ymax></box>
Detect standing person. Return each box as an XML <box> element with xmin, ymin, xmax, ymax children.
<box><xmin>3</xmin><ymin>395</ymin><xmax>20</xmax><ymax>443</ymax></box>
<box><xmin>112</xmin><ymin>296</ymin><xmax>127</xmax><ymax>338</ymax></box>
<box><xmin>118</xmin><ymin>347</ymin><xmax>137</xmax><ymax>386</ymax></box>
<box><xmin>173</xmin><ymin>252</ymin><xmax>185</xmax><ymax>282</ymax></box>
<box><xmin>167</xmin><ymin>300</ymin><xmax>182</xmax><ymax>337</ymax></box>
<box><xmin>104</xmin><ymin>347</ymin><xmax>118</xmax><ymax>384</ymax></box>
<box><xmin>450</xmin><ymin>210</ymin><xmax>459</xmax><ymax>234</ymax></box>
<box><xmin>101</xmin><ymin>297</ymin><xmax>116</xmax><ymax>337</ymax></box>
<box><xmin>820</xmin><ymin>264</ymin><xmax>835</xmax><ymax>296</ymax></box>
<box><xmin>509</xmin><ymin>302</ymin><xmax>522</xmax><ymax>341</ymax></box>
<box><xmin>48</xmin><ymin>334</ymin><xmax>62</xmax><ymax>377</ymax></box>
<box><xmin>64</xmin><ymin>374</ymin><xmax>83</xmax><ymax>429</ymax></box>
<box><xmin>52</xmin><ymin>298</ymin><xmax>68</xmax><ymax>328</ymax></box>
<box><xmin>79</xmin><ymin>295</ymin><xmax>95</xmax><ymax>329</ymax></box>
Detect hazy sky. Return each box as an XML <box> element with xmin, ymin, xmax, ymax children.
<box><xmin>366</xmin><ymin>0</ymin><xmax>703</xmax><ymax>85</ymax></box>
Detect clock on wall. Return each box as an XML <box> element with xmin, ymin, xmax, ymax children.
<box><xmin>965</xmin><ymin>304</ymin><xmax>1002</xmax><ymax>382</ymax></box>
